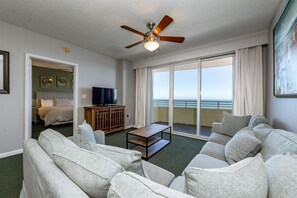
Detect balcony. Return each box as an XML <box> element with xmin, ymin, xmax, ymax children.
<box><xmin>152</xmin><ymin>99</ymin><xmax>232</xmax><ymax>137</ymax></box>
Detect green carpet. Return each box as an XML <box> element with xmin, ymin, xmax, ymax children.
<box><xmin>106</xmin><ymin>129</ymin><xmax>206</xmax><ymax>176</ymax></box>
<box><xmin>0</xmin><ymin>154</ymin><xmax>23</xmax><ymax>198</ymax></box>
<box><xmin>0</xmin><ymin>128</ymin><xmax>205</xmax><ymax>197</ymax></box>
<box><xmin>32</xmin><ymin>122</ymin><xmax>73</xmax><ymax>139</ymax></box>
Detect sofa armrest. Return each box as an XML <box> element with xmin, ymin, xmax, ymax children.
<box><xmin>212</xmin><ymin>122</ymin><xmax>221</xmax><ymax>133</ymax></box>
<box><xmin>142</xmin><ymin>160</ymin><xmax>175</xmax><ymax>187</ymax></box>
<box><xmin>94</xmin><ymin>130</ymin><xmax>105</xmax><ymax>145</ymax></box>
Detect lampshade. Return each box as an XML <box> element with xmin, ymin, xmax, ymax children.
<box><xmin>144</xmin><ymin>41</ymin><xmax>159</xmax><ymax>51</ymax></box>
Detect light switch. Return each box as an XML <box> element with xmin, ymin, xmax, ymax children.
<box><xmin>82</xmin><ymin>94</ymin><xmax>87</xmax><ymax>99</ymax></box>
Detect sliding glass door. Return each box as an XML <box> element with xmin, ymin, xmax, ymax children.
<box><xmin>173</xmin><ymin>62</ymin><xmax>199</xmax><ymax>135</ymax></box>
<box><xmin>200</xmin><ymin>57</ymin><xmax>233</xmax><ymax>137</ymax></box>
<box><xmin>150</xmin><ymin>55</ymin><xmax>234</xmax><ymax>138</ymax></box>
<box><xmin>151</xmin><ymin>67</ymin><xmax>170</xmax><ymax>126</ymax></box>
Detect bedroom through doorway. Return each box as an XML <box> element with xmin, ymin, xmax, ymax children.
<box><xmin>29</xmin><ymin>58</ymin><xmax>76</xmax><ymax>139</ymax></box>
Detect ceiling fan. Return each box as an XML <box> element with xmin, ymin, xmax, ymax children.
<box><xmin>121</xmin><ymin>15</ymin><xmax>185</xmax><ymax>51</ymax></box>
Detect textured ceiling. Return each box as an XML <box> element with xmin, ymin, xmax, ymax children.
<box><xmin>0</xmin><ymin>0</ymin><xmax>281</xmax><ymax>61</ymax></box>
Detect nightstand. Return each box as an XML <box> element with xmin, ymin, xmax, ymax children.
<box><xmin>32</xmin><ymin>106</ymin><xmax>37</xmax><ymax>124</ymax></box>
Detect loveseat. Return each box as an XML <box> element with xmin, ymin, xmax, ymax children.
<box><xmin>20</xmin><ymin>113</ymin><xmax>297</xmax><ymax>198</ymax></box>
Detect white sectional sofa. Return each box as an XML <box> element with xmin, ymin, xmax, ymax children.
<box><xmin>20</xmin><ymin>114</ymin><xmax>297</xmax><ymax>197</ymax></box>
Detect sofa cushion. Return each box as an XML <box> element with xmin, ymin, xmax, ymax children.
<box><xmin>199</xmin><ymin>142</ymin><xmax>226</xmax><ymax>161</ymax></box>
<box><xmin>225</xmin><ymin>129</ymin><xmax>261</xmax><ymax>164</ymax></box>
<box><xmin>170</xmin><ymin>176</ymin><xmax>186</xmax><ymax>193</ymax></box>
<box><xmin>184</xmin><ymin>154</ymin><xmax>229</xmax><ymax>170</ymax></box>
<box><xmin>107</xmin><ymin>172</ymin><xmax>194</xmax><ymax>198</ymax></box>
<box><xmin>184</xmin><ymin>154</ymin><xmax>267</xmax><ymax>198</ymax></box>
<box><xmin>208</xmin><ymin>132</ymin><xmax>232</xmax><ymax>145</ymax></box>
<box><xmin>90</xmin><ymin>142</ymin><xmax>147</xmax><ymax>178</ymax></box>
<box><xmin>77</xmin><ymin>120</ymin><xmax>96</xmax><ymax>150</ymax></box>
<box><xmin>248</xmin><ymin>115</ymin><xmax>269</xmax><ymax>128</ymax></box>
<box><xmin>218</xmin><ymin>112</ymin><xmax>251</xmax><ymax>137</ymax></box>
<box><xmin>253</xmin><ymin>123</ymin><xmax>274</xmax><ymax>143</ymax></box>
<box><xmin>52</xmin><ymin>146</ymin><xmax>124</xmax><ymax>198</ymax></box>
<box><xmin>261</xmin><ymin>129</ymin><xmax>297</xmax><ymax>161</ymax></box>
<box><xmin>38</xmin><ymin>129</ymin><xmax>78</xmax><ymax>157</ymax></box>
<box><xmin>265</xmin><ymin>153</ymin><xmax>297</xmax><ymax>198</ymax></box>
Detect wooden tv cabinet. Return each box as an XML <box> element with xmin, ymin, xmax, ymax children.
<box><xmin>84</xmin><ymin>105</ymin><xmax>125</xmax><ymax>134</ymax></box>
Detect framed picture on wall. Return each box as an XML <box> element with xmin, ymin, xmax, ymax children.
<box><xmin>40</xmin><ymin>76</ymin><xmax>53</xmax><ymax>88</ymax></box>
<box><xmin>273</xmin><ymin>0</ymin><xmax>297</xmax><ymax>97</ymax></box>
<box><xmin>57</xmin><ymin>76</ymin><xmax>67</xmax><ymax>87</ymax></box>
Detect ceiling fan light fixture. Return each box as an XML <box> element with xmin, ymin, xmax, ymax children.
<box><xmin>144</xmin><ymin>41</ymin><xmax>159</xmax><ymax>51</ymax></box>
<box><xmin>144</xmin><ymin>32</ymin><xmax>159</xmax><ymax>51</ymax></box>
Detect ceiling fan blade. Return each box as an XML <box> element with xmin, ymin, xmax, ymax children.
<box><xmin>125</xmin><ymin>40</ymin><xmax>144</xmax><ymax>48</ymax></box>
<box><xmin>160</xmin><ymin>36</ymin><xmax>185</xmax><ymax>43</ymax></box>
<box><xmin>121</xmin><ymin>25</ymin><xmax>146</xmax><ymax>37</ymax></box>
<box><xmin>153</xmin><ymin>15</ymin><xmax>174</xmax><ymax>35</ymax></box>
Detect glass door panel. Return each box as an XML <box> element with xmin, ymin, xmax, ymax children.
<box><xmin>152</xmin><ymin>67</ymin><xmax>170</xmax><ymax>126</ymax></box>
<box><xmin>173</xmin><ymin>62</ymin><xmax>198</xmax><ymax>135</ymax></box>
<box><xmin>200</xmin><ymin>57</ymin><xmax>233</xmax><ymax>137</ymax></box>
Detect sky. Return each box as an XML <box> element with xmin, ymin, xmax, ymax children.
<box><xmin>153</xmin><ymin>65</ymin><xmax>233</xmax><ymax>100</ymax></box>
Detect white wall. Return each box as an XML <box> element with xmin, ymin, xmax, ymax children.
<box><xmin>117</xmin><ymin>60</ymin><xmax>135</xmax><ymax>128</ymax></box>
<box><xmin>266</xmin><ymin>0</ymin><xmax>297</xmax><ymax>133</ymax></box>
<box><xmin>0</xmin><ymin>21</ymin><xmax>117</xmax><ymax>156</ymax></box>
<box><xmin>133</xmin><ymin>31</ymin><xmax>268</xmax><ymax>68</ymax></box>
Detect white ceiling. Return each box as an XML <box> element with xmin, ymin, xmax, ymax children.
<box><xmin>0</xmin><ymin>0</ymin><xmax>281</xmax><ymax>61</ymax></box>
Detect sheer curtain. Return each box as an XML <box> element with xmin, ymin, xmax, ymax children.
<box><xmin>134</xmin><ymin>67</ymin><xmax>148</xmax><ymax>128</ymax></box>
<box><xmin>233</xmin><ymin>45</ymin><xmax>265</xmax><ymax>116</ymax></box>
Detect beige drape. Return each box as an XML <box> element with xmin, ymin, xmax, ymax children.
<box><xmin>233</xmin><ymin>45</ymin><xmax>265</xmax><ymax>116</ymax></box>
<box><xmin>134</xmin><ymin>67</ymin><xmax>148</xmax><ymax>128</ymax></box>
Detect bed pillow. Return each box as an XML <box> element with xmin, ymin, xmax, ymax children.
<box><xmin>218</xmin><ymin>112</ymin><xmax>251</xmax><ymax>137</ymax></box>
<box><xmin>225</xmin><ymin>128</ymin><xmax>261</xmax><ymax>164</ymax></box>
<box><xmin>52</xmin><ymin>146</ymin><xmax>124</xmax><ymax>198</ymax></box>
<box><xmin>184</xmin><ymin>154</ymin><xmax>267</xmax><ymax>198</ymax></box>
<box><xmin>90</xmin><ymin>142</ymin><xmax>148</xmax><ymax>178</ymax></box>
<box><xmin>40</xmin><ymin>99</ymin><xmax>54</xmax><ymax>107</ymax></box>
<box><xmin>55</xmin><ymin>98</ymin><xmax>72</xmax><ymax>106</ymax></box>
<box><xmin>78</xmin><ymin>120</ymin><xmax>96</xmax><ymax>150</ymax></box>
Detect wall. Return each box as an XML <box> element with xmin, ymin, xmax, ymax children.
<box><xmin>133</xmin><ymin>31</ymin><xmax>268</xmax><ymax>68</ymax></box>
<box><xmin>266</xmin><ymin>0</ymin><xmax>297</xmax><ymax>133</ymax></box>
<box><xmin>117</xmin><ymin>60</ymin><xmax>135</xmax><ymax>128</ymax></box>
<box><xmin>32</xmin><ymin>66</ymin><xmax>73</xmax><ymax>93</ymax></box>
<box><xmin>0</xmin><ymin>20</ymin><xmax>117</xmax><ymax>156</ymax></box>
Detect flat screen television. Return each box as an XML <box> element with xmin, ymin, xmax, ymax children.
<box><xmin>92</xmin><ymin>87</ymin><xmax>117</xmax><ymax>106</ymax></box>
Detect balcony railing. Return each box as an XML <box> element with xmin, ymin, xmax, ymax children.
<box><xmin>153</xmin><ymin>99</ymin><xmax>232</xmax><ymax>109</ymax></box>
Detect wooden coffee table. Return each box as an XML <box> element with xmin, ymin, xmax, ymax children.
<box><xmin>126</xmin><ymin>124</ymin><xmax>171</xmax><ymax>160</ymax></box>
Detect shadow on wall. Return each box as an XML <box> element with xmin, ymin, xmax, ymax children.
<box><xmin>272</xmin><ymin>119</ymin><xmax>291</xmax><ymax>132</ymax></box>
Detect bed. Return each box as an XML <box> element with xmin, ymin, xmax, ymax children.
<box><xmin>35</xmin><ymin>92</ymin><xmax>73</xmax><ymax>126</ymax></box>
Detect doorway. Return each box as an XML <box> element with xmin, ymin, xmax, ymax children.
<box><xmin>25</xmin><ymin>54</ymin><xmax>78</xmax><ymax>140</ymax></box>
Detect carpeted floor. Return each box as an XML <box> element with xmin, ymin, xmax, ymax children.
<box><xmin>0</xmin><ymin>154</ymin><xmax>23</xmax><ymax>198</ymax></box>
<box><xmin>0</xmin><ymin>128</ymin><xmax>206</xmax><ymax>197</ymax></box>
<box><xmin>106</xmin><ymin>129</ymin><xmax>206</xmax><ymax>176</ymax></box>
<box><xmin>32</xmin><ymin>122</ymin><xmax>73</xmax><ymax>139</ymax></box>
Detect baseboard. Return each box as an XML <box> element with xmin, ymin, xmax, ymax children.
<box><xmin>0</xmin><ymin>149</ymin><xmax>23</xmax><ymax>159</ymax></box>
<box><xmin>125</xmin><ymin>125</ymin><xmax>134</xmax><ymax>130</ymax></box>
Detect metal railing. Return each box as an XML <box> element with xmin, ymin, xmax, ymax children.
<box><xmin>153</xmin><ymin>99</ymin><xmax>232</xmax><ymax>109</ymax></box>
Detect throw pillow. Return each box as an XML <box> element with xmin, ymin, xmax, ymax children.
<box><xmin>107</xmin><ymin>172</ymin><xmax>194</xmax><ymax>198</ymax></box>
<box><xmin>265</xmin><ymin>153</ymin><xmax>297</xmax><ymax>198</ymax></box>
<box><xmin>77</xmin><ymin>120</ymin><xmax>96</xmax><ymax>150</ymax></box>
<box><xmin>52</xmin><ymin>146</ymin><xmax>124</xmax><ymax>198</ymax></box>
<box><xmin>248</xmin><ymin>115</ymin><xmax>269</xmax><ymax>128</ymax></box>
<box><xmin>90</xmin><ymin>142</ymin><xmax>148</xmax><ymax>178</ymax></box>
<box><xmin>38</xmin><ymin>129</ymin><xmax>78</xmax><ymax>157</ymax></box>
<box><xmin>218</xmin><ymin>112</ymin><xmax>251</xmax><ymax>137</ymax></box>
<box><xmin>184</xmin><ymin>154</ymin><xmax>268</xmax><ymax>198</ymax></box>
<box><xmin>225</xmin><ymin>128</ymin><xmax>261</xmax><ymax>164</ymax></box>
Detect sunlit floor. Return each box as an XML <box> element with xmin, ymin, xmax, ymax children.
<box><xmin>154</xmin><ymin>122</ymin><xmax>212</xmax><ymax>137</ymax></box>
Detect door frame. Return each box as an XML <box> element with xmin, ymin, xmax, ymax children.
<box><xmin>24</xmin><ymin>53</ymin><xmax>78</xmax><ymax>140</ymax></box>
